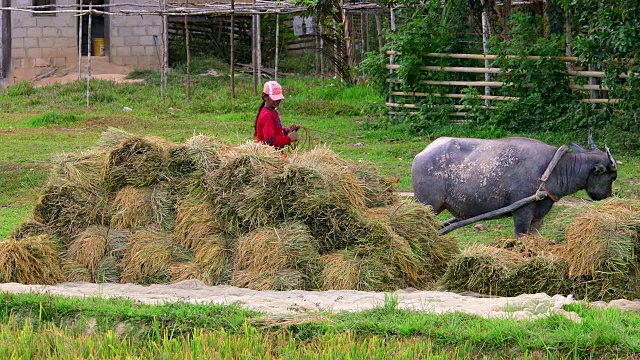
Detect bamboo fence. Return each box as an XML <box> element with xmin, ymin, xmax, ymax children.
<box><xmin>385</xmin><ymin>51</ymin><xmax>632</xmax><ymax>116</ymax></box>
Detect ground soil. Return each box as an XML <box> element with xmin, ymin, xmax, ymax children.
<box><xmin>1</xmin><ymin>281</ymin><xmax>639</xmax><ymax>322</ymax></box>
<box><xmin>30</xmin><ymin>58</ymin><xmax>143</xmax><ymax>88</ymax></box>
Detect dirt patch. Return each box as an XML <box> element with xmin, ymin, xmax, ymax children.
<box><xmin>32</xmin><ymin>58</ymin><xmax>144</xmax><ymax>88</ymax></box>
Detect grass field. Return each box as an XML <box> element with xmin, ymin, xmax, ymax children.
<box><xmin>1</xmin><ymin>63</ymin><xmax>639</xmax><ymax>358</ymax></box>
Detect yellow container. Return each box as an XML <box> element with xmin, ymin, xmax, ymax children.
<box><xmin>93</xmin><ymin>37</ymin><xmax>105</xmax><ymax>56</ymax></box>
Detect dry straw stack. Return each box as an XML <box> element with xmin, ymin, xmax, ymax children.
<box><xmin>441</xmin><ymin>198</ymin><xmax>640</xmax><ymax>301</ymax></box>
<box><xmin>3</xmin><ymin>128</ymin><xmax>458</xmax><ymax>291</ymax></box>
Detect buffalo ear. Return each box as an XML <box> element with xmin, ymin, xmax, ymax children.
<box><xmin>594</xmin><ymin>164</ymin><xmax>607</xmax><ymax>175</ymax></box>
<box><xmin>571</xmin><ymin>142</ymin><xmax>588</xmax><ymax>153</ymax></box>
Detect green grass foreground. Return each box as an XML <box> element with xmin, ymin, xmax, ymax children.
<box><xmin>1</xmin><ymin>292</ymin><xmax>639</xmax><ymax>359</ymax></box>
<box><xmin>1</xmin><ymin>62</ymin><xmax>640</xmax><ymax>358</ymax></box>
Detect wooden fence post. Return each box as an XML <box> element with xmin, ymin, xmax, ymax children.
<box><xmin>230</xmin><ymin>0</ymin><xmax>235</xmax><ymax>98</ymax></box>
<box><xmin>86</xmin><ymin>4</ymin><xmax>91</xmax><ymax>108</ymax></box>
<box><xmin>275</xmin><ymin>13</ymin><xmax>279</xmax><ymax>82</ymax></box>
<box><xmin>481</xmin><ymin>9</ymin><xmax>490</xmax><ymax>107</ymax></box>
<box><xmin>185</xmin><ymin>0</ymin><xmax>191</xmax><ymax>101</ymax></box>
<box><xmin>375</xmin><ymin>12</ymin><xmax>382</xmax><ymax>52</ymax></box>
<box><xmin>78</xmin><ymin>5</ymin><xmax>82</xmax><ymax>80</ymax></box>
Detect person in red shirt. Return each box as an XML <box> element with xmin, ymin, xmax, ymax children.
<box><xmin>254</xmin><ymin>81</ymin><xmax>299</xmax><ymax>150</ymax></box>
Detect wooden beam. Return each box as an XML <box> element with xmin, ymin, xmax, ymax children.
<box><xmin>230</xmin><ymin>0</ymin><xmax>235</xmax><ymax>98</ymax></box>
<box><xmin>391</xmin><ymin>91</ymin><xmax>519</xmax><ymax>101</ymax></box>
<box><xmin>86</xmin><ymin>4</ymin><xmax>92</xmax><ymax>108</ymax></box>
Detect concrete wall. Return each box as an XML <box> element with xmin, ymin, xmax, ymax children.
<box><xmin>10</xmin><ymin>0</ymin><xmax>77</xmax><ymax>81</ymax></box>
<box><xmin>108</xmin><ymin>0</ymin><xmax>161</xmax><ymax>69</ymax></box>
<box><xmin>4</xmin><ymin>0</ymin><xmax>162</xmax><ymax>83</ymax></box>
<box><xmin>0</xmin><ymin>6</ymin><xmax>6</xmax><ymax>83</ymax></box>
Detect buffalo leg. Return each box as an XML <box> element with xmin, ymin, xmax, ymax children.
<box><xmin>529</xmin><ymin>218</ymin><xmax>544</xmax><ymax>235</ymax></box>
<box><xmin>512</xmin><ymin>205</ymin><xmax>536</xmax><ymax>237</ymax></box>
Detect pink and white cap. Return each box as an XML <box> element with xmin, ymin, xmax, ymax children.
<box><xmin>263</xmin><ymin>81</ymin><xmax>285</xmax><ymax>101</ymax></box>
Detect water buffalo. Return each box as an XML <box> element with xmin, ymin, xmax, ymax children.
<box><xmin>412</xmin><ymin>135</ymin><xmax>617</xmax><ymax>237</ymax></box>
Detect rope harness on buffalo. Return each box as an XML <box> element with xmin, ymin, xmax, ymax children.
<box><xmin>439</xmin><ymin>145</ymin><xmax>569</xmax><ymax>235</ymax></box>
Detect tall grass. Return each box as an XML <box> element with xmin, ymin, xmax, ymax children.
<box><xmin>24</xmin><ymin>112</ymin><xmax>81</xmax><ymax>127</ymax></box>
<box><xmin>0</xmin><ymin>292</ymin><xmax>639</xmax><ymax>359</ymax></box>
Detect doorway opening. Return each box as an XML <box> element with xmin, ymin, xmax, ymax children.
<box><xmin>79</xmin><ymin>0</ymin><xmax>108</xmax><ymax>56</ymax></box>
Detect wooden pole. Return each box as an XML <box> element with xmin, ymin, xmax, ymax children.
<box><xmin>230</xmin><ymin>0</ymin><xmax>235</xmax><ymax>98</ymax></box>
<box><xmin>365</xmin><ymin>12</ymin><xmax>369</xmax><ymax>53</ymax></box>
<box><xmin>159</xmin><ymin>0</ymin><xmax>165</xmax><ymax>104</ymax></box>
<box><xmin>333</xmin><ymin>18</ymin><xmax>338</xmax><ymax>77</ymax></box>
<box><xmin>162</xmin><ymin>0</ymin><xmax>168</xmax><ymax>103</ymax></box>
<box><xmin>274</xmin><ymin>13</ymin><xmax>279</xmax><ymax>82</ymax></box>
<box><xmin>315</xmin><ymin>22</ymin><xmax>319</xmax><ymax>74</ymax></box>
<box><xmin>185</xmin><ymin>0</ymin><xmax>191</xmax><ymax>101</ymax></box>
<box><xmin>86</xmin><ymin>4</ymin><xmax>92</xmax><ymax>108</ymax></box>
<box><xmin>565</xmin><ymin>10</ymin><xmax>573</xmax><ymax>71</ymax></box>
<box><xmin>360</xmin><ymin>12</ymin><xmax>365</xmax><ymax>59</ymax></box>
<box><xmin>252</xmin><ymin>14</ymin><xmax>257</xmax><ymax>95</ymax></box>
<box><xmin>375</xmin><ymin>13</ymin><xmax>382</xmax><ymax>51</ymax></box>
<box><xmin>481</xmin><ymin>9</ymin><xmax>491</xmax><ymax>107</ymax></box>
<box><xmin>439</xmin><ymin>193</ymin><xmax>548</xmax><ymax>235</ymax></box>
<box><xmin>78</xmin><ymin>5</ymin><xmax>82</xmax><ymax>80</ymax></box>
<box><xmin>320</xmin><ymin>23</ymin><xmax>324</xmax><ymax>87</ymax></box>
<box><xmin>257</xmin><ymin>14</ymin><xmax>261</xmax><ymax>83</ymax></box>
<box><xmin>388</xmin><ymin>5</ymin><xmax>396</xmax><ymax>112</ymax></box>
<box><xmin>341</xmin><ymin>0</ymin><xmax>353</xmax><ymax>73</ymax></box>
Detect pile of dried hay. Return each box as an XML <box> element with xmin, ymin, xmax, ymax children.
<box><xmin>4</xmin><ymin>128</ymin><xmax>456</xmax><ymax>291</ymax></box>
<box><xmin>441</xmin><ymin>199</ymin><xmax>640</xmax><ymax>300</ymax></box>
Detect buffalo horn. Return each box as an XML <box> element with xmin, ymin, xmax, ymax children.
<box><xmin>605</xmin><ymin>145</ymin><xmax>617</xmax><ymax>171</ymax></box>
<box><xmin>571</xmin><ymin>142</ymin><xmax>587</xmax><ymax>153</ymax></box>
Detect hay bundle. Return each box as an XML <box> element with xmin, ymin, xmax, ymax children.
<box><xmin>170</xmin><ymin>235</ymin><xmax>232</xmax><ymax>285</ymax></box>
<box><xmin>94</xmin><ymin>255</ymin><xmax>122</xmax><ymax>283</ymax></box>
<box><xmin>440</xmin><ymin>244</ymin><xmax>522</xmax><ymax>295</ymax></box>
<box><xmin>0</xmin><ymin>235</ymin><xmax>65</xmax><ymax>285</ymax></box>
<box><xmin>95</xmin><ymin>127</ymin><xmax>137</xmax><ymax>149</ymax></box>
<box><xmin>490</xmin><ymin>235</ymin><xmax>565</xmax><ymax>258</ymax></box>
<box><xmin>203</xmin><ymin>143</ymin><xmax>287</xmax><ymax>234</ymax></box>
<box><xmin>287</xmin><ymin>147</ymin><xmax>367</xmax><ymax>209</ymax></box>
<box><xmin>208</xmin><ymin>143</ymin><xmax>286</xmax><ymax>191</ymax></box>
<box><xmin>320</xmin><ymin>251</ymin><xmax>360</xmax><ymax>290</ymax></box>
<box><xmin>232</xmin><ymin>270</ymin><xmax>306</xmax><ymax>291</ymax></box>
<box><xmin>49</xmin><ymin>150</ymin><xmax>108</xmax><ymax>191</ymax></box>
<box><xmin>150</xmin><ymin>181</ymin><xmax>179</xmax><ymax>230</ymax></box>
<box><xmin>351</xmin><ymin>162</ymin><xmax>398</xmax><ymax>208</ymax></box>
<box><xmin>389</xmin><ymin>233</ymin><xmax>423</xmax><ymax>287</ymax></box>
<box><xmin>174</xmin><ymin>180</ymin><xmax>219</xmax><ymax>249</ymax></box>
<box><xmin>103</xmin><ymin>136</ymin><xmax>168</xmax><ymax>189</ymax></box>
<box><xmin>232</xmin><ymin>222</ymin><xmax>320</xmax><ymax>290</ymax></box>
<box><xmin>319</xmin><ymin>249</ymin><xmax>401</xmax><ymax>292</ymax></box>
<box><xmin>33</xmin><ymin>184</ymin><xmax>110</xmax><ymax>239</ymax></box>
<box><xmin>190</xmin><ymin>235</ymin><xmax>230</xmax><ymax>285</ymax></box>
<box><xmin>10</xmin><ymin>221</ymin><xmax>50</xmax><ymax>240</ymax></box>
<box><xmin>62</xmin><ymin>260</ymin><xmax>92</xmax><ymax>282</ymax></box>
<box><xmin>167</xmin><ymin>135</ymin><xmax>228</xmax><ymax>174</ymax></box>
<box><xmin>104</xmin><ymin>228</ymin><xmax>130</xmax><ymax>260</ymax></box>
<box><xmin>120</xmin><ymin>228</ymin><xmax>188</xmax><ymax>284</ymax></box>
<box><xmin>66</xmin><ymin>225</ymin><xmax>108</xmax><ymax>276</ymax></box>
<box><xmin>505</xmin><ymin>255</ymin><xmax>571</xmax><ymax>297</ymax></box>
<box><xmin>110</xmin><ymin>186</ymin><xmax>153</xmax><ymax>229</ymax></box>
<box><xmin>231</xmin><ymin>178</ymin><xmax>290</xmax><ymax>231</ymax></box>
<box><xmin>565</xmin><ymin>199</ymin><xmax>640</xmax><ymax>277</ymax></box>
<box><xmin>381</xmin><ymin>199</ymin><xmax>459</xmax><ymax>282</ymax></box>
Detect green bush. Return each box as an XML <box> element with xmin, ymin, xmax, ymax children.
<box><xmin>25</xmin><ymin>112</ymin><xmax>81</xmax><ymax>127</ymax></box>
<box><xmin>6</xmin><ymin>81</ymin><xmax>35</xmax><ymax>97</ymax></box>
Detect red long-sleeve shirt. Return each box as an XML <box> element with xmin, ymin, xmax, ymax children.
<box><xmin>255</xmin><ymin>107</ymin><xmax>291</xmax><ymax>149</ymax></box>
